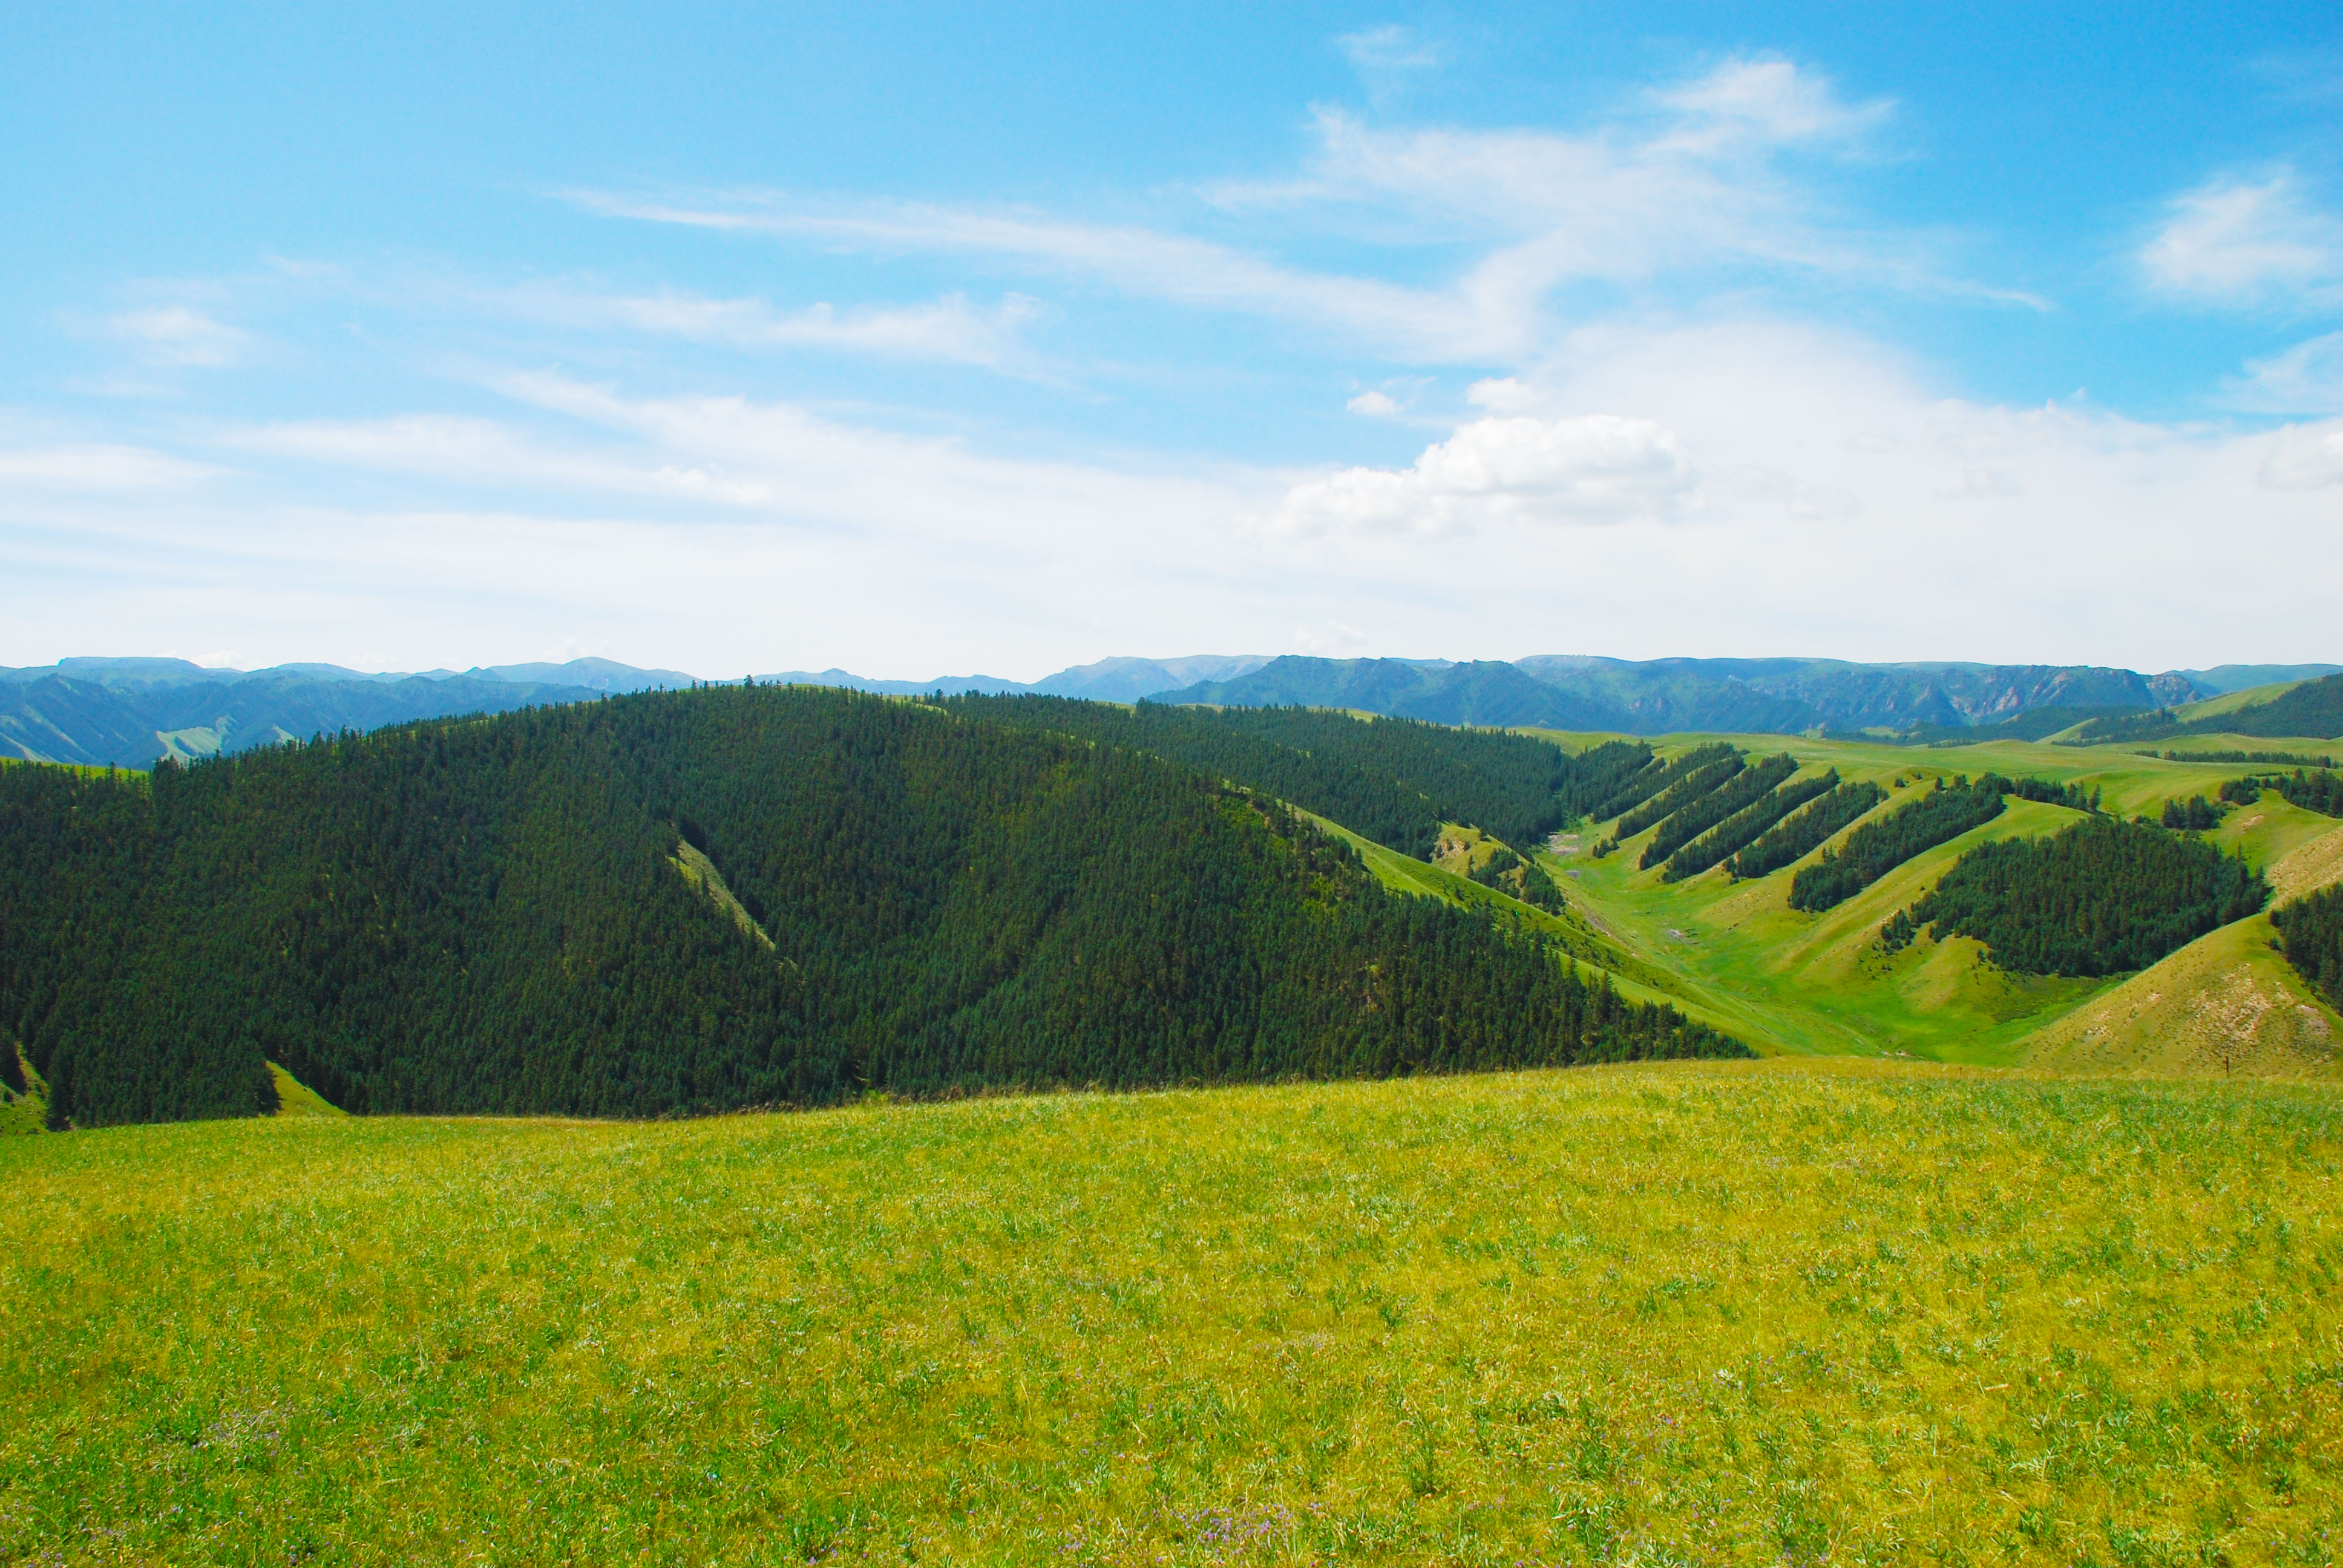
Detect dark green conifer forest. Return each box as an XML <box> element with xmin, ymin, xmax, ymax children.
<box><xmin>0</xmin><ymin>687</ymin><xmax>1745</xmax><ymax>1129</ymax></box>
<box><xmin>1726</xmin><ymin>780</ymin><xmax>1887</xmax><ymax>881</ymax></box>
<box><xmin>1905</xmin><ymin>817</ymin><xmax>2268</xmax><ymax>976</ymax></box>
<box><xmin>934</xmin><ymin>696</ymin><xmax>1579</xmax><ymax>857</ymax></box>
<box><xmin>1662</xmin><ymin>768</ymin><xmax>1840</xmax><ymax>883</ymax></box>
<box><xmin>2273</xmin><ymin>886</ymin><xmax>2343</xmax><ymax>1011</ymax></box>
<box><xmin>1637</xmin><ymin>754</ymin><xmax>1798</xmax><ymax>870</ymax></box>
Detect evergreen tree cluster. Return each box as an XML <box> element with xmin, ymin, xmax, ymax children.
<box><xmin>2226</xmin><ymin>770</ymin><xmax>2343</xmax><ymax>818</ymax></box>
<box><xmin>2148</xmin><ymin>750</ymin><xmax>2336</xmax><ymax>768</ymax></box>
<box><xmin>0</xmin><ymin>687</ymin><xmax>1749</xmax><ymax>1129</ymax></box>
<box><xmin>934</xmin><ymin>696</ymin><xmax>1576</xmax><ymax>858</ymax></box>
<box><xmin>1613</xmin><ymin>745</ymin><xmax>1744</xmax><ymax>839</ymax></box>
<box><xmin>2272</xmin><ymin>886</ymin><xmax>2343</xmax><ymax>1013</ymax></box>
<box><xmin>1786</xmin><ymin>776</ymin><xmax>2008</xmax><ymax>913</ymax></box>
<box><xmin>1466</xmin><ymin>846</ymin><xmax>1565</xmax><ymax>913</ymax></box>
<box><xmin>2158</xmin><ymin>795</ymin><xmax>2226</xmax><ymax>831</ymax></box>
<box><xmin>1904</xmin><ymin>817</ymin><xmax>2269</xmax><ymax>976</ymax></box>
<box><xmin>1726</xmin><ymin>781</ymin><xmax>1887</xmax><ymax>881</ymax></box>
<box><xmin>1638</xmin><ymin>754</ymin><xmax>1800</xmax><ymax>871</ymax></box>
<box><xmin>1663</xmin><ymin>768</ymin><xmax>1841</xmax><ymax>883</ymax></box>
<box><xmin>2007</xmin><ymin>777</ymin><xmax>2100</xmax><ymax>812</ymax></box>
<box><xmin>1555</xmin><ymin>741</ymin><xmax>1660</xmax><ymax>820</ymax></box>
<box><xmin>1582</xmin><ymin>743</ymin><xmax>1735</xmax><ymax>826</ymax></box>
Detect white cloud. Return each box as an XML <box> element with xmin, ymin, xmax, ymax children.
<box><xmin>1276</xmin><ymin>413</ymin><xmax>1699</xmax><ymax>536</ymax></box>
<box><xmin>0</xmin><ymin>443</ymin><xmax>220</xmax><ymax>488</ymax></box>
<box><xmin>2225</xmin><ymin>332</ymin><xmax>2343</xmax><ymax>413</ymax></box>
<box><xmin>1346</xmin><ymin>390</ymin><xmax>1401</xmax><ymax>416</ymax></box>
<box><xmin>2259</xmin><ymin>419</ymin><xmax>2343</xmax><ymax>489</ymax></box>
<box><xmin>106</xmin><ymin>306</ymin><xmax>253</xmax><ymax>367</ymax></box>
<box><xmin>475</xmin><ymin>281</ymin><xmax>1043</xmax><ymax>367</ymax></box>
<box><xmin>571</xmin><ymin>56</ymin><xmax>2031</xmax><ymax>367</ymax></box>
<box><xmin>1653</xmin><ymin>56</ymin><xmax>1892</xmax><ymax>152</ymax></box>
<box><xmin>2141</xmin><ymin>171</ymin><xmax>2343</xmax><ymax>305</ymax></box>
<box><xmin>1339</xmin><ymin>24</ymin><xmax>1441</xmax><ymax>75</ymax></box>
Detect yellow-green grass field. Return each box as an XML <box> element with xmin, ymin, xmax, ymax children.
<box><xmin>6</xmin><ymin>1060</ymin><xmax>2343</xmax><ymax>1566</ymax></box>
<box><xmin>1509</xmin><ymin>732</ymin><xmax>2343</xmax><ymax>1073</ymax></box>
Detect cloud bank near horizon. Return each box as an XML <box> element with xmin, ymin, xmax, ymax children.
<box><xmin>6</xmin><ymin>31</ymin><xmax>2341</xmax><ymax>679</ymax></box>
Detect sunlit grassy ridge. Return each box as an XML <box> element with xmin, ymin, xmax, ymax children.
<box><xmin>6</xmin><ymin>1060</ymin><xmax>2342</xmax><ymax>1564</ymax></box>
<box><xmin>1509</xmin><ymin>731</ymin><xmax>2343</xmax><ymax>1071</ymax></box>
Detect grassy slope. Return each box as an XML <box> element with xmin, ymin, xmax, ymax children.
<box><xmin>1299</xmin><ymin>811</ymin><xmax>1727</xmax><ymax>1027</ymax></box>
<box><xmin>269</xmin><ymin>1062</ymin><xmax>347</xmax><ymax>1116</ymax></box>
<box><xmin>1506</xmin><ymin>730</ymin><xmax>2343</xmax><ymax>1067</ymax></box>
<box><xmin>2174</xmin><ymin>679</ymin><xmax>2310</xmax><ymax>722</ymax></box>
<box><xmin>2022</xmin><ymin>805</ymin><xmax>2343</xmax><ymax>1077</ymax></box>
<box><xmin>5</xmin><ymin>1061</ymin><xmax>2339</xmax><ymax>1565</ymax></box>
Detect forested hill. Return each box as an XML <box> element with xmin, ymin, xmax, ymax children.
<box><xmin>0</xmin><ymin>685</ymin><xmax>1742</xmax><ymax>1129</ymax></box>
<box><xmin>934</xmin><ymin>694</ymin><xmax>1594</xmax><ymax>857</ymax></box>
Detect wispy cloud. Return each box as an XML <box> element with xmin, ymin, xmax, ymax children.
<box><xmin>1338</xmin><ymin>24</ymin><xmax>1442</xmax><ymax>76</ymax></box>
<box><xmin>567</xmin><ymin>56</ymin><xmax>2036</xmax><ymax>368</ymax></box>
<box><xmin>104</xmin><ymin>305</ymin><xmax>254</xmax><ymax>367</ymax></box>
<box><xmin>2224</xmin><ymin>331</ymin><xmax>2343</xmax><ymax>413</ymax></box>
<box><xmin>0</xmin><ymin>443</ymin><xmax>221</xmax><ymax>488</ymax></box>
<box><xmin>1651</xmin><ymin>55</ymin><xmax>1893</xmax><ymax>152</ymax></box>
<box><xmin>463</xmin><ymin>280</ymin><xmax>1045</xmax><ymax>368</ymax></box>
<box><xmin>2141</xmin><ymin>171</ymin><xmax>2343</xmax><ymax>306</ymax></box>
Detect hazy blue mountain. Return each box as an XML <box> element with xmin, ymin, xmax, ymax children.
<box><xmin>1031</xmin><ymin>653</ymin><xmax>1271</xmax><ymax>703</ymax></box>
<box><xmin>0</xmin><ymin>672</ymin><xmax>606</xmax><ymax>768</ymax></box>
<box><xmin>756</xmin><ymin>667</ymin><xmax>1035</xmax><ymax>696</ymax></box>
<box><xmin>2166</xmin><ymin>664</ymin><xmax>2343</xmax><ymax>697</ymax></box>
<box><xmin>1159</xmin><ymin>655</ymin><xmax>2196</xmax><ymax>736</ymax></box>
<box><xmin>1165</xmin><ymin>658</ymin><xmax>1636</xmax><ymax>730</ymax></box>
<box><xmin>9</xmin><ymin>648</ymin><xmax>2333</xmax><ymax>762</ymax></box>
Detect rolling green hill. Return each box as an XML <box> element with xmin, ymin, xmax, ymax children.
<box><xmin>1489</xmin><ymin>728</ymin><xmax>2343</xmax><ymax>1075</ymax></box>
<box><xmin>0</xmin><ymin>686</ymin><xmax>1742</xmax><ymax>1129</ymax></box>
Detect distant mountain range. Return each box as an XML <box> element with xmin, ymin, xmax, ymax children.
<box><xmin>4</xmin><ymin>652</ymin><xmax>2336</xmax><ymax>768</ymax></box>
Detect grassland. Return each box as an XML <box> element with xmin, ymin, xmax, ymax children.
<box><xmin>4</xmin><ymin>1060</ymin><xmax>2341</xmax><ymax>1565</ymax></box>
<box><xmin>1507</xmin><ymin>730</ymin><xmax>2343</xmax><ymax>1073</ymax></box>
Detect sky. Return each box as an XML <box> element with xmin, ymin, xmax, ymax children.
<box><xmin>4</xmin><ymin>3</ymin><xmax>2341</xmax><ymax>680</ymax></box>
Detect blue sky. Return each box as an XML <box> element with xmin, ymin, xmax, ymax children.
<box><xmin>4</xmin><ymin>3</ymin><xmax>2339</xmax><ymax>678</ymax></box>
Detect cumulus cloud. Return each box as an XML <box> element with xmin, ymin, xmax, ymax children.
<box><xmin>2141</xmin><ymin>171</ymin><xmax>2343</xmax><ymax>305</ymax></box>
<box><xmin>1276</xmin><ymin>413</ymin><xmax>1698</xmax><ymax>536</ymax></box>
<box><xmin>1346</xmin><ymin>390</ymin><xmax>1401</xmax><ymax>416</ymax></box>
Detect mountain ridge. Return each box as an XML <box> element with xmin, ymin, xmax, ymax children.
<box><xmin>7</xmin><ymin>652</ymin><xmax>2338</xmax><ymax>768</ymax></box>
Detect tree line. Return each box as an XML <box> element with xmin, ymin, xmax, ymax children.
<box><xmin>1786</xmin><ymin>776</ymin><xmax>2011</xmax><ymax>912</ymax></box>
<box><xmin>1</xmin><ymin>687</ymin><xmax>1749</xmax><ymax>1129</ymax></box>
<box><xmin>1608</xmin><ymin>745</ymin><xmax>1744</xmax><ymax>846</ymax></box>
<box><xmin>1637</xmin><ymin>754</ymin><xmax>1799</xmax><ymax>871</ymax></box>
<box><xmin>1726</xmin><ymin>780</ymin><xmax>1888</xmax><ymax>881</ymax></box>
<box><xmin>1664</xmin><ymin>768</ymin><xmax>1841</xmax><ymax>883</ymax></box>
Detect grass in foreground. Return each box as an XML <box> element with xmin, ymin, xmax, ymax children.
<box><xmin>4</xmin><ymin>1061</ymin><xmax>2342</xmax><ymax>1566</ymax></box>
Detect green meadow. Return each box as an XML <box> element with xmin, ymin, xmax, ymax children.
<box><xmin>7</xmin><ymin>1060</ymin><xmax>2343</xmax><ymax>1566</ymax></box>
